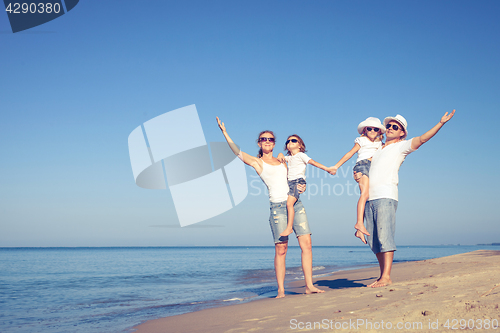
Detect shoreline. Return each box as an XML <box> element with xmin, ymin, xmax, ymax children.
<box><xmin>132</xmin><ymin>250</ymin><xmax>500</xmax><ymax>333</ymax></box>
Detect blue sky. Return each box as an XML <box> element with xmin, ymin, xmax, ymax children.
<box><xmin>1</xmin><ymin>0</ymin><xmax>499</xmax><ymax>247</ymax></box>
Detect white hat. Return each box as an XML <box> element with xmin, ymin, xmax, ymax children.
<box><xmin>357</xmin><ymin>117</ymin><xmax>386</xmax><ymax>135</ymax></box>
<box><xmin>383</xmin><ymin>114</ymin><xmax>408</xmax><ymax>136</ymax></box>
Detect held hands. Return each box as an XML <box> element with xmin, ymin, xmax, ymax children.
<box><xmin>277</xmin><ymin>153</ymin><xmax>286</xmax><ymax>163</ymax></box>
<box><xmin>216</xmin><ymin>117</ymin><xmax>226</xmax><ymax>133</ymax></box>
<box><xmin>327</xmin><ymin>166</ymin><xmax>338</xmax><ymax>175</ymax></box>
<box><xmin>440</xmin><ymin>109</ymin><xmax>455</xmax><ymax>125</ymax></box>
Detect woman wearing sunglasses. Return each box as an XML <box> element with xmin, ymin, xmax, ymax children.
<box><xmin>330</xmin><ymin>117</ymin><xmax>386</xmax><ymax>244</ymax></box>
<box><xmin>216</xmin><ymin>117</ymin><xmax>324</xmax><ymax>298</ymax></box>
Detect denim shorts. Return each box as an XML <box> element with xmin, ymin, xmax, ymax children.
<box><xmin>364</xmin><ymin>198</ymin><xmax>398</xmax><ymax>253</ymax></box>
<box><xmin>353</xmin><ymin>159</ymin><xmax>371</xmax><ymax>177</ymax></box>
<box><xmin>269</xmin><ymin>199</ymin><xmax>311</xmax><ymax>243</ymax></box>
<box><xmin>288</xmin><ymin>178</ymin><xmax>307</xmax><ymax>199</ymax></box>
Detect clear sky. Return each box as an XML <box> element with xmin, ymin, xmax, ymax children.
<box><xmin>1</xmin><ymin>0</ymin><xmax>499</xmax><ymax>247</ymax></box>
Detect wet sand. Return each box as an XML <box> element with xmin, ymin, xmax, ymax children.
<box><xmin>132</xmin><ymin>250</ymin><xmax>500</xmax><ymax>333</ymax></box>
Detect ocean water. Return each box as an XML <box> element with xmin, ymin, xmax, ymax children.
<box><xmin>0</xmin><ymin>245</ymin><xmax>498</xmax><ymax>333</ymax></box>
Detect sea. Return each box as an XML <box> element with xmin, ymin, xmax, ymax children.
<box><xmin>0</xmin><ymin>245</ymin><xmax>499</xmax><ymax>333</ymax></box>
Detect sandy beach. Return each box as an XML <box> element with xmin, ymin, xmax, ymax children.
<box><xmin>132</xmin><ymin>250</ymin><xmax>499</xmax><ymax>333</ymax></box>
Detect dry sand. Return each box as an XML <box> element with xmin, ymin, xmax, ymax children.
<box><xmin>132</xmin><ymin>250</ymin><xmax>500</xmax><ymax>332</ymax></box>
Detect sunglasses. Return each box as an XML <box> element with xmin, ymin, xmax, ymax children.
<box><xmin>366</xmin><ymin>127</ymin><xmax>380</xmax><ymax>132</ymax></box>
<box><xmin>386</xmin><ymin>124</ymin><xmax>400</xmax><ymax>131</ymax></box>
<box><xmin>259</xmin><ymin>137</ymin><xmax>275</xmax><ymax>142</ymax></box>
<box><xmin>285</xmin><ymin>139</ymin><xmax>299</xmax><ymax>144</ymax></box>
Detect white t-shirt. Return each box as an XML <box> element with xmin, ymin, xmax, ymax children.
<box><xmin>258</xmin><ymin>160</ymin><xmax>289</xmax><ymax>203</ymax></box>
<box><xmin>355</xmin><ymin>136</ymin><xmax>382</xmax><ymax>162</ymax></box>
<box><xmin>368</xmin><ymin>140</ymin><xmax>416</xmax><ymax>201</ymax></box>
<box><xmin>285</xmin><ymin>152</ymin><xmax>311</xmax><ymax>180</ymax></box>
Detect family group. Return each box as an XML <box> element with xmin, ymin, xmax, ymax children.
<box><xmin>217</xmin><ymin>110</ymin><xmax>455</xmax><ymax>298</ymax></box>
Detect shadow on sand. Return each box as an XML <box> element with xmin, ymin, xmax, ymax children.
<box><xmin>267</xmin><ymin>276</ymin><xmax>380</xmax><ymax>297</ymax></box>
<box><xmin>314</xmin><ymin>277</ymin><xmax>377</xmax><ymax>290</ymax></box>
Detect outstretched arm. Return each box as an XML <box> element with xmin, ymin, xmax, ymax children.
<box><xmin>330</xmin><ymin>144</ymin><xmax>361</xmax><ymax>175</ymax></box>
<box><xmin>308</xmin><ymin>159</ymin><xmax>331</xmax><ymax>173</ymax></box>
<box><xmin>411</xmin><ymin>110</ymin><xmax>455</xmax><ymax>150</ymax></box>
<box><xmin>216</xmin><ymin>117</ymin><xmax>262</xmax><ymax>172</ymax></box>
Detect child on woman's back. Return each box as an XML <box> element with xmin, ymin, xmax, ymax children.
<box><xmin>330</xmin><ymin>117</ymin><xmax>385</xmax><ymax>243</ymax></box>
<box><xmin>278</xmin><ymin>135</ymin><xmax>333</xmax><ymax>237</ymax></box>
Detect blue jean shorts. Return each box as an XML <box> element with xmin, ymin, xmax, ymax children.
<box><xmin>269</xmin><ymin>199</ymin><xmax>311</xmax><ymax>243</ymax></box>
<box><xmin>288</xmin><ymin>178</ymin><xmax>306</xmax><ymax>199</ymax></box>
<box><xmin>364</xmin><ymin>198</ymin><xmax>398</xmax><ymax>254</ymax></box>
<box><xmin>353</xmin><ymin>159</ymin><xmax>371</xmax><ymax>177</ymax></box>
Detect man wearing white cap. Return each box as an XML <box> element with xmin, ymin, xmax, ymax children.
<box><xmin>354</xmin><ymin>110</ymin><xmax>455</xmax><ymax>288</ymax></box>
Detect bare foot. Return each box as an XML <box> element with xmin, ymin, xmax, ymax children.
<box><xmin>354</xmin><ymin>230</ymin><xmax>367</xmax><ymax>244</ymax></box>
<box><xmin>368</xmin><ymin>278</ymin><xmax>392</xmax><ymax>288</ymax></box>
<box><xmin>276</xmin><ymin>290</ymin><xmax>285</xmax><ymax>298</ymax></box>
<box><xmin>305</xmin><ymin>286</ymin><xmax>325</xmax><ymax>294</ymax></box>
<box><xmin>280</xmin><ymin>228</ymin><xmax>293</xmax><ymax>237</ymax></box>
<box><xmin>354</xmin><ymin>223</ymin><xmax>370</xmax><ymax>236</ymax></box>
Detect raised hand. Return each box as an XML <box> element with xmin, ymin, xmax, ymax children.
<box><xmin>440</xmin><ymin>109</ymin><xmax>455</xmax><ymax>124</ymax></box>
<box><xmin>216</xmin><ymin>117</ymin><xmax>226</xmax><ymax>133</ymax></box>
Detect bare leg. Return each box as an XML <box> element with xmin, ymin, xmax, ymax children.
<box><xmin>297</xmin><ymin>234</ymin><xmax>325</xmax><ymax>294</ymax></box>
<box><xmin>280</xmin><ymin>195</ymin><xmax>297</xmax><ymax>237</ymax></box>
<box><xmin>274</xmin><ymin>242</ymin><xmax>288</xmax><ymax>298</ymax></box>
<box><xmin>354</xmin><ymin>175</ymin><xmax>370</xmax><ymax>242</ymax></box>
<box><xmin>367</xmin><ymin>251</ymin><xmax>394</xmax><ymax>288</ymax></box>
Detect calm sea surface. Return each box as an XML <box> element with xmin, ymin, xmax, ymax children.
<box><xmin>0</xmin><ymin>245</ymin><xmax>498</xmax><ymax>332</ymax></box>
